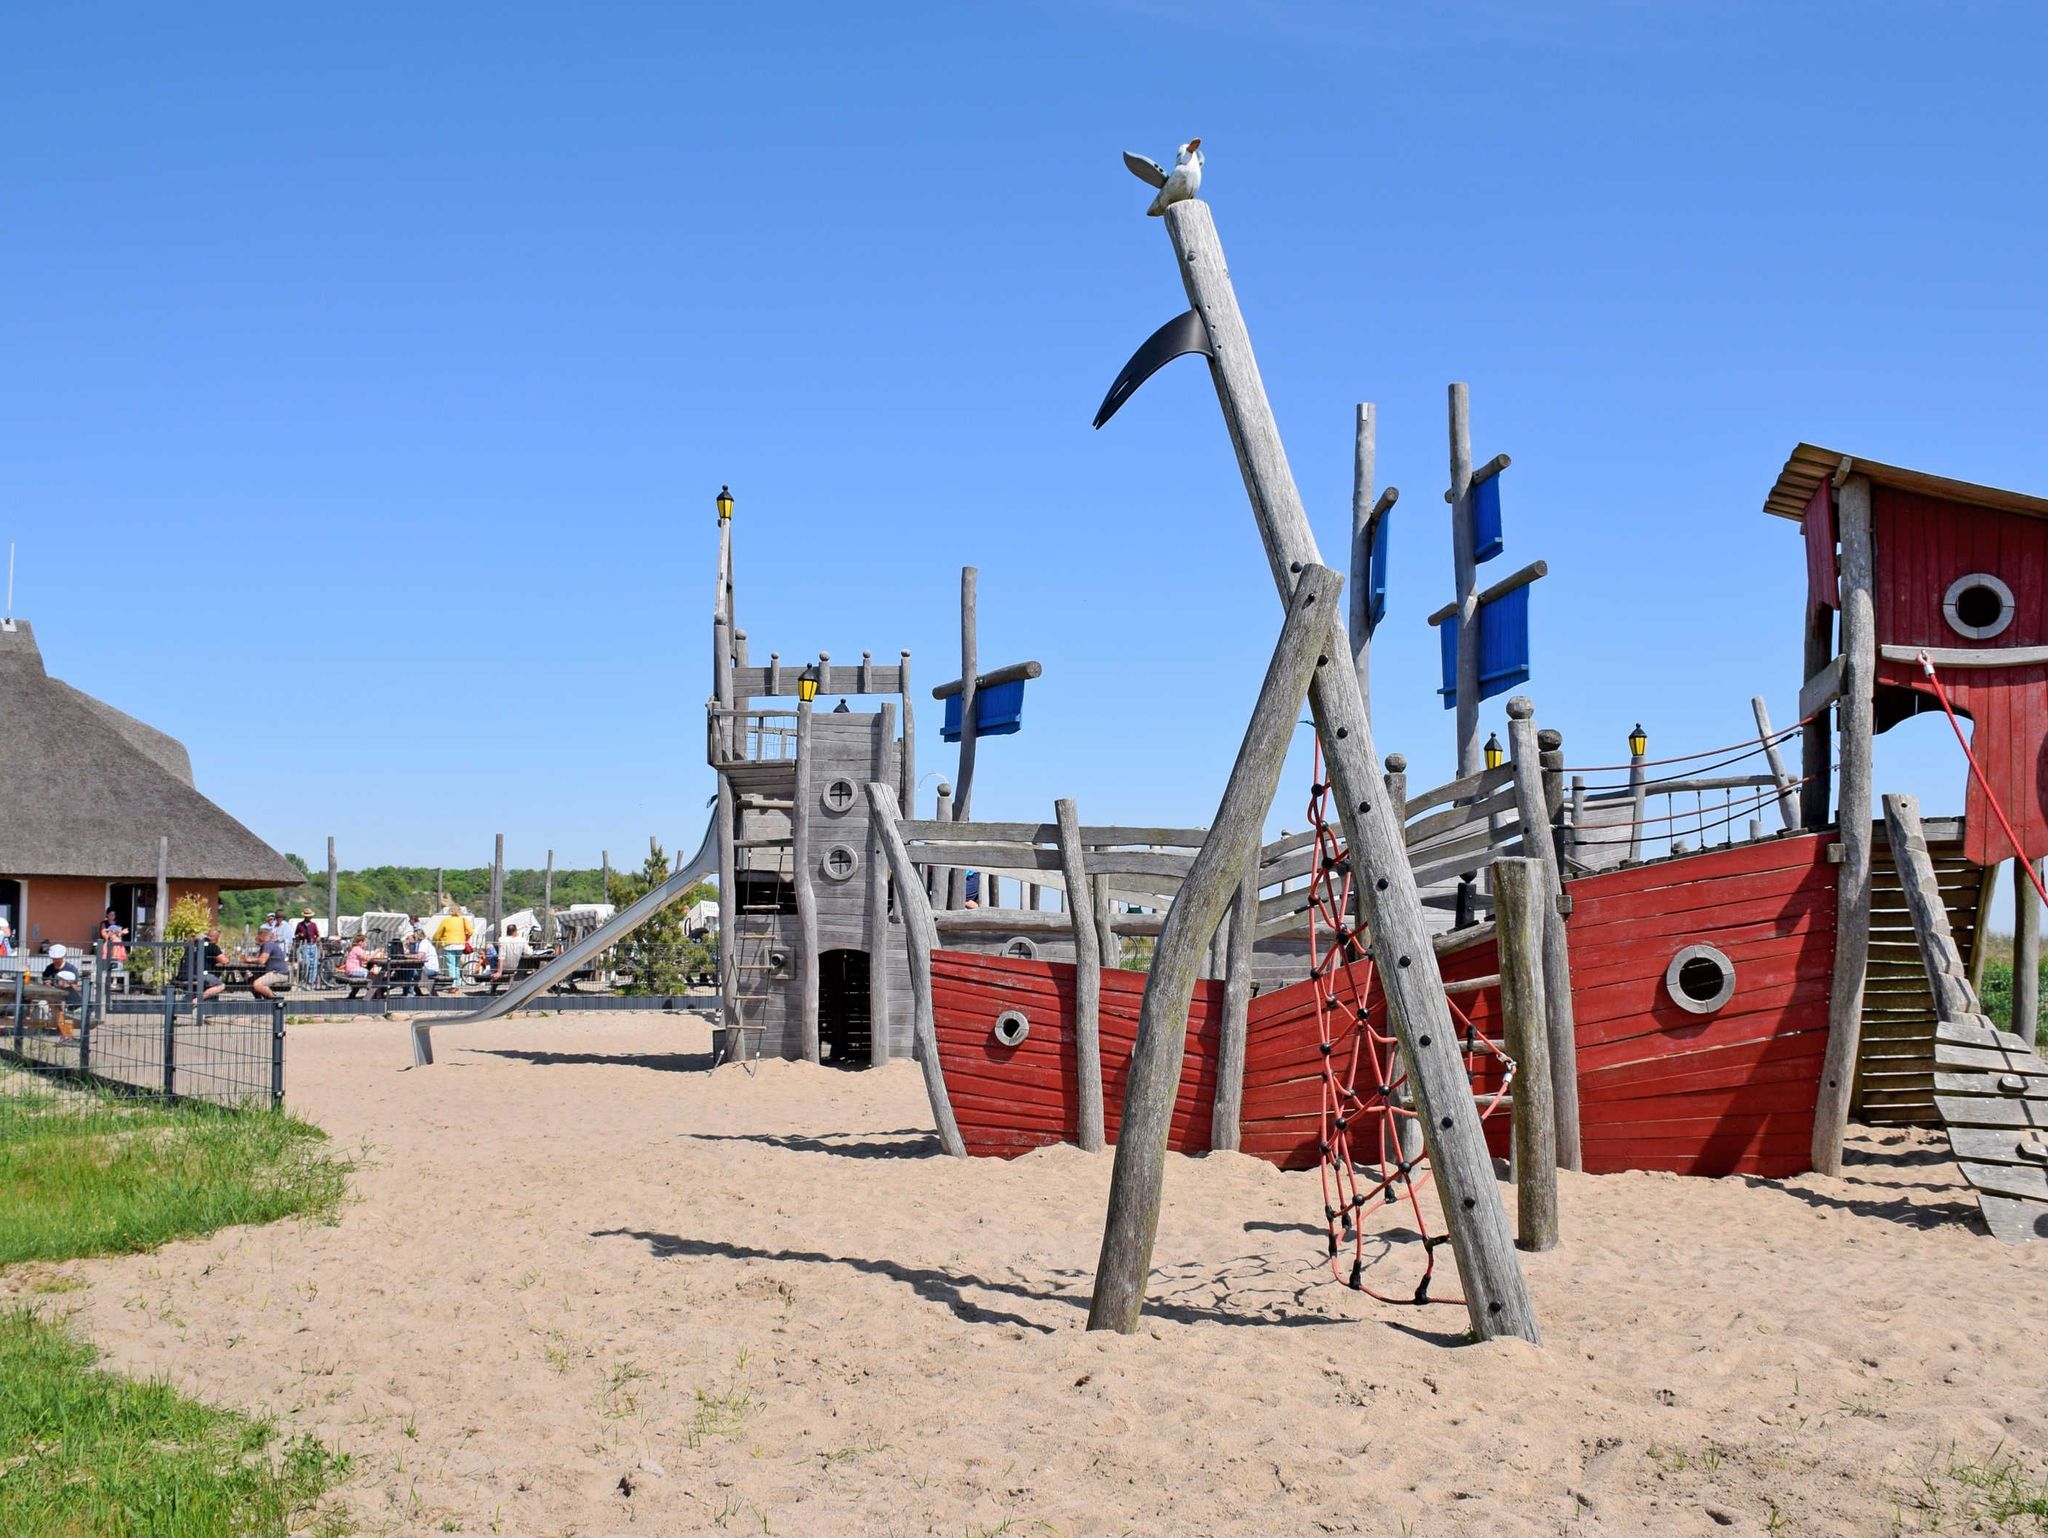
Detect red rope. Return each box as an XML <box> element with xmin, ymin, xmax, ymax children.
<box><xmin>1301</xmin><ymin>745</ymin><xmax>1514</xmax><ymax>1305</ymax></box>
<box><xmin>1916</xmin><ymin>654</ymin><xmax>2048</xmax><ymax>907</ymax></box>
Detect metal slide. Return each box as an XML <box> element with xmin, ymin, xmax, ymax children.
<box><xmin>410</xmin><ymin>812</ymin><xmax>718</xmax><ymax>1065</ymax></box>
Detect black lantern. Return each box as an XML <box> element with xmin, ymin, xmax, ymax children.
<box><xmin>716</xmin><ymin>485</ymin><xmax>734</xmax><ymax>522</ymax></box>
<box><xmin>1628</xmin><ymin>723</ymin><xmax>1647</xmax><ymax>759</ymax></box>
<box><xmin>797</xmin><ymin>665</ymin><xmax>819</xmax><ymax>704</ymax></box>
<box><xmin>1483</xmin><ymin>732</ymin><xmax>1504</xmax><ymax>771</ymax></box>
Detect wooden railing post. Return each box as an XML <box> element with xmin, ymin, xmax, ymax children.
<box><xmin>1091</xmin><ymin>565</ymin><xmax>1340</xmax><ymax>1333</ymax></box>
<box><xmin>1506</xmin><ymin>697</ymin><xmax>1581</xmax><ymax>1171</ymax></box>
<box><xmin>865</xmin><ymin>784</ymin><xmax>967</xmax><ymax>1157</ymax></box>
<box><xmin>793</xmin><ymin>699</ymin><xmax>821</xmax><ymax>1063</ymax></box>
<box><xmin>1054</xmin><ymin>798</ymin><xmax>1106</xmax><ymax>1152</ymax></box>
<box><xmin>1494</xmin><ymin>857</ymin><xmax>1557</xmax><ymax>1252</ymax></box>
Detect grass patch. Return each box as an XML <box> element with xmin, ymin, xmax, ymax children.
<box><xmin>0</xmin><ymin>1306</ymin><xmax>350</xmax><ymax>1536</ymax></box>
<box><xmin>0</xmin><ymin>1080</ymin><xmax>351</xmax><ymax>1265</ymax></box>
<box><xmin>1981</xmin><ymin>956</ymin><xmax>2045</xmax><ymax>1047</ymax></box>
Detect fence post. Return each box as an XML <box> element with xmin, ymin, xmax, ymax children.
<box><xmin>11</xmin><ymin>970</ymin><xmax>22</xmax><ymax>1057</ymax></box>
<box><xmin>162</xmin><ymin>955</ymin><xmax>177</xmax><ymax>1100</ymax></box>
<box><xmin>271</xmin><ymin>998</ymin><xmax>286</xmax><ymax>1108</ymax></box>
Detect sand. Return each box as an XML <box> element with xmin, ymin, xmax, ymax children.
<box><xmin>8</xmin><ymin>1009</ymin><xmax>2048</xmax><ymax>1537</ymax></box>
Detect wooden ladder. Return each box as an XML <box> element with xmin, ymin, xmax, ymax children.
<box><xmin>722</xmin><ymin>840</ymin><xmax>793</xmax><ymax>1070</ymax></box>
<box><xmin>1853</xmin><ymin>813</ymin><xmax>1996</xmax><ymax>1125</ymax></box>
<box><xmin>1884</xmin><ymin>792</ymin><xmax>2048</xmax><ymax>1243</ymax></box>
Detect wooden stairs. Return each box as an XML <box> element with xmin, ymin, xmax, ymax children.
<box><xmin>1853</xmin><ymin>813</ymin><xmax>1997</xmax><ymax>1126</ymax></box>
<box><xmin>1882</xmin><ymin>793</ymin><xmax>2048</xmax><ymax>1244</ymax></box>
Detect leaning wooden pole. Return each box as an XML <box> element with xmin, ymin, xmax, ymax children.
<box><xmin>1751</xmin><ymin>696</ymin><xmax>1800</xmax><ymax>832</ymax></box>
<box><xmin>1813</xmin><ymin>472</ymin><xmax>1875</xmax><ymax>1175</ymax></box>
<box><xmin>866</xmin><ymin>784</ymin><xmax>968</xmax><ymax>1157</ymax></box>
<box><xmin>1053</xmin><ymin>798</ymin><xmax>1106</xmax><ymax>1151</ymax></box>
<box><xmin>1494</xmin><ymin>856</ymin><xmax>1558</xmax><ymax>1252</ymax></box>
<box><xmin>1091</xmin><ymin>564</ymin><xmax>1342</xmax><ymax>1333</ymax></box>
<box><xmin>1505</xmin><ymin>697</ymin><xmax>1581</xmax><ymax>1170</ymax></box>
<box><xmin>1158</xmin><ymin>197</ymin><xmax>1536</xmax><ymax>1342</ymax></box>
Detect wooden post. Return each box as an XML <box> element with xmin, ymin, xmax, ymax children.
<box><xmin>868</xmin><ymin>704</ymin><xmax>896</xmax><ymax>1066</ymax></box>
<box><xmin>1090</xmin><ymin>565</ymin><xmax>1341</xmax><ymax>1333</ymax></box>
<box><xmin>866</xmin><ymin>783</ymin><xmax>967</xmax><ymax>1156</ymax></box>
<box><xmin>931</xmin><ymin>781</ymin><xmax>954</xmax><ymax>904</ymax></box>
<box><xmin>601</xmin><ymin>851</ymin><xmax>610</xmax><ymax>905</ymax></box>
<box><xmin>1054</xmin><ymin>798</ymin><xmax>1106</xmax><ymax>1152</ymax></box>
<box><xmin>792</xmin><ymin>698</ymin><xmax>821</xmax><ymax>1063</ymax></box>
<box><xmin>2016</xmin><ymin>857</ymin><xmax>2042</xmax><ymax>1047</ymax></box>
<box><xmin>1158</xmin><ymin>196</ymin><xmax>1535</xmax><ymax>1342</ymax></box>
<box><xmin>435</xmin><ymin>867</ymin><xmax>443</xmax><ymax>907</ymax></box>
<box><xmin>154</xmin><ymin>836</ymin><xmax>169</xmax><ymax>941</ymax></box>
<box><xmin>1800</xmin><ymin>602</ymin><xmax>1835</xmax><ymax>831</ymax></box>
<box><xmin>491</xmin><ymin>833</ymin><xmax>505</xmax><ymax>934</ymax></box>
<box><xmin>715</xmin><ymin>782</ymin><xmax>737</xmax><ymax>1017</ymax></box>
<box><xmin>1494</xmin><ymin>856</ymin><xmax>1557</xmax><ymax>1252</ymax></box>
<box><xmin>1448</xmin><ymin>384</ymin><xmax>1481</xmax><ymax>778</ymax></box>
<box><xmin>1093</xmin><ymin>876</ymin><xmax>1122</xmax><ymax>970</ymax></box>
<box><xmin>1381</xmin><ymin>754</ymin><xmax>1424</xmax><ymax>1166</ymax></box>
<box><xmin>1349</xmin><ymin>402</ymin><xmax>1376</xmax><ymax>716</ymax></box>
<box><xmin>898</xmin><ymin>650</ymin><xmax>916</xmax><ymax>813</ymax></box>
<box><xmin>1209</xmin><ymin>862</ymin><xmax>1256</xmax><ymax>1152</ymax></box>
<box><xmin>1752</xmin><ymin>696</ymin><xmax>1800</xmax><ymax>832</ymax></box>
<box><xmin>543</xmin><ymin>848</ymin><xmax>555</xmax><ymax>943</ymax></box>
<box><xmin>1813</xmin><ymin>474</ymin><xmax>1875</xmax><ymax>1176</ymax></box>
<box><xmin>1026</xmin><ymin>882</ymin><xmax>1040</xmax><ymax>912</ymax></box>
<box><xmin>1506</xmin><ymin>697</ymin><xmax>1581</xmax><ymax>1171</ymax></box>
<box><xmin>951</xmin><ymin>565</ymin><xmax>981</xmax><ymax>912</ymax></box>
<box><xmin>326</xmin><ymin>836</ymin><xmax>338</xmax><ymax>936</ymax></box>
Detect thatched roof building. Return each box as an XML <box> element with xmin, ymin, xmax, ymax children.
<box><xmin>0</xmin><ymin>618</ymin><xmax>298</xmax><ymax>945</ymax></box>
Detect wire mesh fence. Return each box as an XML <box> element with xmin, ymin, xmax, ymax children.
<box><xmin>1</xmin><ymin>939</ymin><xmax>283</xmax><ymax>1109</ymax></box>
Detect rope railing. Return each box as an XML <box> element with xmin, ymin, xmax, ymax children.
<box><xmin>1562</xmin><ymin>711</ymin><xmax>1816</xmax><ymax>779</ymax></box>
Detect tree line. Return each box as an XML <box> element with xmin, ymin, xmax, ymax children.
<box><xmin>219</xmin><ymin>857</ymin><xmax>701</xmax><ymax>931</ymax></box>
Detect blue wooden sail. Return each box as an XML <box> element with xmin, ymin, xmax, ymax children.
<box><xmin>941</xmin><ymin>678</ymin><xmax>1027</xmax><ymax>742</ymax></box>
<box><xmin>1436</xmin><ymin>583</ymin><xmax>1532</xmax><ymax>708</ymax></box>
<box><xmin>1472</xmin><ymin>473</ymin><xmax>1505</xmax><ymax>564</ymax></box>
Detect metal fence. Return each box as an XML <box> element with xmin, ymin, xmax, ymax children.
<box><xmin>1</xmin><ymin>939</ymin><xmax>284</xmax><ymax>1109</ymax></box>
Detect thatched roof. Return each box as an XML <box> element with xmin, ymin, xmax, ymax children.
<box><xmin>0</xmin><ymin>619</ymin><xmax>301</xmax><ymax>887</ymax></box>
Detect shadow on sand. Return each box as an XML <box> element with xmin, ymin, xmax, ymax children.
<box><xmin>684</xmin><ymin>1128</ymin><xmax>942</xmax><ymax>1160</ymax></box>
<box><xmin>472</xmin><ymin>1048</ymin><xmax>715</xmax><ymax>1073</ymax></box>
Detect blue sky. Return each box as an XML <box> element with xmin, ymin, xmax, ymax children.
<box><xmin>6</xmin><ymin>3</ymin><xmax>2045</xmax><ymax>921</ymax></box>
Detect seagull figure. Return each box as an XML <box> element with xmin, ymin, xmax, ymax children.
<box><xmin>1123</xmin><ymin>139</ymin><xmax>1202</xmax><ymax>216</ymax></box>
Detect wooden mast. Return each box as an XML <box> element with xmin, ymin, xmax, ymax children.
<box><xmin>1153</xmin><ymin>197</ymin><xmax>1536</xmax><ymax>1343</ymax></box>
<box><xmin>1448</xmin><ymin>384</ymin><xmax>1482</xmax><ymax>778</ymax></box>
<box><xmin>1813</xmin><ymin>472</ymin><xmax>1876</xmax><ymax>1175</ymax></box>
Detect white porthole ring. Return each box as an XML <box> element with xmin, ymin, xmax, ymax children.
<box><xmin>992</xmin><ymin>1010</ymin><xmax>1030</xmax><ymax>1048</ymax></box>
<box><xmin>1665</xmin><ymin>944</ymin><xmax>1736</xmax><ymax>1015</ymax></box>
<box><xmin>1943</xmin><ymin>572</ymin><xmax>2016</xmax><ymax>641</ymax></box>
<box><xmin>1002</xmin><ymin>937</ymin><xmax>1039</xmax><ymax>961</ymax></box>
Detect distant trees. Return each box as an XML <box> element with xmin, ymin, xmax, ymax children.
<box><xmin>219</xmin><ymin>863</ymin><xmax>641</xmax><ymax>931</ymax></box>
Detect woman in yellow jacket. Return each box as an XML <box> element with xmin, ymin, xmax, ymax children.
<box><xmin>430</xmin><ymin>903</ymin><xmax>474</xmax><ymax>993</ymax></box>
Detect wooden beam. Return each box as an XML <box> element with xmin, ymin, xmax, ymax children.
<box><xmin>1880</xmin><ymin>642</ymin><xmax>2048</xmax><ymax>668</ymax></box>
<box><xmin>1493</xmin><ymin>857</ymin><xmax>1557</xmax><ymax>1252</ymax></box>
<box><xmin>1210</xmin><ymin>864</ymin><xmax>1256</xmax><ymax>1152</ymax></box>
<box><xmin>1813</xmin><ymin>474</ymin><xmax>1876</xmax><ymax>1175</ymax></box>
<box><xmin>898</xmin><ymin>820</ymin><xmax>1209</xmax><ymax>847</ymax></box>
<box><xmin>898</xmin><ymin>650</ymin><xmax>915</xmax><ymax>816</ymax></box>
<box><xmin>1156</xmin><ymin>197</ymin><xmax>1534</xmax><ymax>1342</ymax></box>
<box><xmin>1799</xmin><ymin>655</ymin><xmax>1845</xmax><ymax>721</ymax></box>
<box><xmin>1505</xmin><ymin>697</ymin><xmax>1581</xmax><ymax>1171</ymax></box>
<box><xmin>1090</xmin><ymin>564</ymin><xmax>1341</xmax><ymax>1333</ymax></box>
<box><xmin>1751</xmin><ymin>695</ymin><xmax>1801</xmax><ymax>832</ymax></box>
<box><xmin>931</xmin><ymin>658</ymin><xmax>1044</xmax><ymax>699</ymax></box>
<box><xmin>868</xmin><ymin>704</ymin><xmax>895</xmax><ymax>1067</ymax></box>
<box><xmin>1426</xmin><ymin>560</ymin><xmax>1550</xmax><ymax>628</ymax></box>
<box><xmin>1054</xmin><ymin>798</ymin><xmax>1105</xmax><ymax>1152</ymax></box>
<box><xmin>864</xmin><ymin>784</ymin><xmax>966</xmax><ymax>1156</ymax></box>
<box><xmin>792</xmin><ymin>699</ymin><xmax>821</xmax><ymax>1064</ymax></box>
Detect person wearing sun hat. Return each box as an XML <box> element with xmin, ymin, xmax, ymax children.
<box><xmin>293</xmin><ymin>907</ymin><xmax>322</xmax><ymax>987</ymax></box>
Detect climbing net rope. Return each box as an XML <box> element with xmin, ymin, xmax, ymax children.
<box><xmin>1300</xmin><ymin>745</ymin><xmax>1516</xmax><ymax>1306</ymax></box>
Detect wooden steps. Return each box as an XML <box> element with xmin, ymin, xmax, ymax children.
<box><xmin>1853</xmin><ymin>814</ymin><xmax>1993</xmax><ymax>1125</ymax></box>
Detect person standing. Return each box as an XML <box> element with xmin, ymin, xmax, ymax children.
<box><xmin>430</xmin><ymin>903</ymin><xmax>473</xmax><ymax>995</ymax></box>
<box><xmin>293</xmin><ymin>908</ymin><xmax>322</xmax><ymax>987</ymax></box>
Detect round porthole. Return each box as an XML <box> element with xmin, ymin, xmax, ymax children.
<box><xmin>1943</xmin><ymin>573</ymin><xmax>2016</xmax><ymax>641</ymax></box>
<box><xmin>822</xmin><ymin>778</ymin><xmax>858</xmax><ymax>814</ymax></box>
<box><xmin>1002</xmin><ymin>937</ymin><xmax>1039</xmax><ymax>961</ymax></box>
<box><xmin>992</xmin><ymin>1009</ymin><xmax>1030</xmax><ymax>1047</ymax></box>
<box><xmin>821</xmin><ymin>844</ymin><xmax>860</xmax><ymax>883</ymax></box>
<box><xmin>1664</xmin><ymin>943</ymin><xmax>1736</xmax><ymax>1015</ymax></box>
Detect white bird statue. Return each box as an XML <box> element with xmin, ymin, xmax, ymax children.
<box><xmin>1122</xmin><ymin>139</ymin><xmax>1203</xmax><ymax>216</ymax></box>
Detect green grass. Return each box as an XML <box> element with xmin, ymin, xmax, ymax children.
<box><xmin>1980</xmin><ymin>957</ymin><xmax>2046</xmax><ymax>1047</ymax></box>
<box><xmin>0</xmin><ymin>1306</ymin><xmax>350</xmax><ymax>1537</ymax></box>
<box><xmin>0</xmin><ymin>1081</ymin><xmax>351</xmax><ymax>1266</ymax></box>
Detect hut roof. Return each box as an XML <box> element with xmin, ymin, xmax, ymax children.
<box><xmin>0</xmin><ymin>619</ymin><xmax>301</xmax><ymax>887</ymax></box>
<box><xmin>1765</xmin><ymin>444</ymin><xmax>2048</xmax><ymax>526</ymax></box>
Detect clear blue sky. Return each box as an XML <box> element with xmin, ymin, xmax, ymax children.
<box><xmin>6</xmin><ymin>3</ymin><xmax>2045</xmax><ymax>922</ymax></box>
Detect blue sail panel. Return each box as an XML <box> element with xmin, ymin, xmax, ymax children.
<box><xmin>1437</xmin><ymin>583</ymin><xmax>1533</xmax><ymax>708</ymax></box>
<box><xmin>1367</xmin><ymin>505</ymin><xmax>1391</xmax><ymax>633</ymax></box>
<box><xmin>941</xmin><ymin>678</ymin><xmax>1027</xmax><ymax>742</ymax></box>
<box><xmin>1472</xmin><ymin>473</ymin><xmax>1505</xmax><ymax>564</ymax></box>
<box><xmin>1437</xmin><ymin>614</ymin><xmax>1459</xmax><ymax>708</ymax></box>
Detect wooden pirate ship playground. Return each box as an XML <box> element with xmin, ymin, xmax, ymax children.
<box><xmin>418</xmin><ymin>156</ymin><xmax>2048</xmax><ymax>1340</ymax></box>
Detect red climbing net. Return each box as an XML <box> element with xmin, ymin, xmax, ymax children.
<box><xmin>1299</xmin><ymin>745</ymin><xmax>1518</xmax><ymax>1306</ymax></box>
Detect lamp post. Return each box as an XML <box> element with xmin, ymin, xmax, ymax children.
<box><xmin>716</xmin><ymin>485</ymin><xmax>734</xmax><ymax>523</ymax></box>
<box><xmin>1627</xmin><ymin>723</ymin><xmax>1649</xmax><ymax>863</ymax></box>
<box><xmin>797</xmin><ymin>666</ymin><xmax>820</xmax><ymax>705</ymax></box>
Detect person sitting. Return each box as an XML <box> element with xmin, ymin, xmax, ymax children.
<box><xmin>245</xmin><ymin>925</ymin><xmax>294</xmax><ymax>1000</ymax></box>
<box><xmin>41</xmin><ymin>944</ymin><xmax>82</xmax><ymax>1035</ymax></box>
<box><xmin>493</xmin><ymin>923</ymin><xmax>529</xmax><ymax>983</ymax></box>
<box><xmin>414</xmin><ymin>930</ymin><xmax>442</xmax><ymax>993</ymax></box>
<box><xmin>0</xmin><ymin>917</ymin><xmax>13</xmax><ymax>956</ymax></box>
<box><xmin>198</xmin><ymin>929</ymin><xmax>228</xmax><ymax>1001</ymax></box>
<box><xmin>339</xmin><ymin>938</ymin><xmax>372</xmax><ymax>986</ymax></box>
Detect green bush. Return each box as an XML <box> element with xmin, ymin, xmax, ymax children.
<box><xmin>1982</xmin><ymin>957</ymin><xmax>2046</xmax><ymax>1046</ymax></box>
<box><xmin>121</xmin><ymin>894</ymin><xmax>212</xmax><ymax>993</ymax></box>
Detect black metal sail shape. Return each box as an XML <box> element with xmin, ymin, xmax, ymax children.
<box><xmin>1092</xmin><ymin>308</ymin><xmax>1214</xmax><ymax>429</ymax></box>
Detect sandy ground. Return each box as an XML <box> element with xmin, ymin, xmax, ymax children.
<box><xmin>8</xmin><ymin>1010</ymin><xmax>2048</xmax><ymax>1537</ymax></box>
